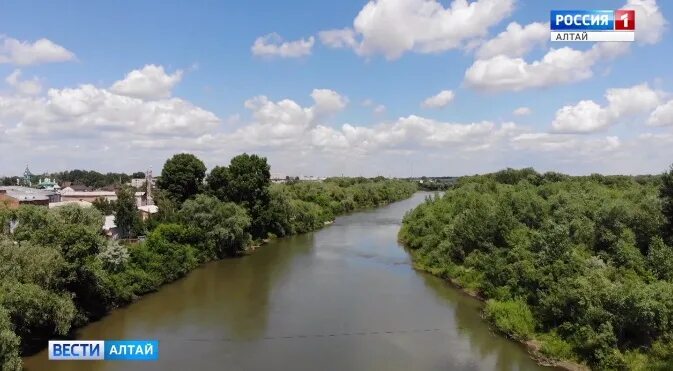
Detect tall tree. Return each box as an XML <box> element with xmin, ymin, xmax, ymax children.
<box><xmin>207</xmin><ymin>153</ymin><xmax>271</xmax><ymax>238</ymax></box>
<box><xmin>114</xmin><ymin>186</ymin><xmax>141</xmax><ymax>239</ymax></box>
<box><xmin>662</xmin><ymin>164</ymin><xmax>673</xmax><ymax>242</ymax></box>
<box><xmin>178</xmin><ymin>195</ymin><xmax>251</xmax><ymax>258</ymax></box>
<box><xmin>158</xmin><ymin>153</ymin><xmax>206</xmax><ymax>203</ymax></box>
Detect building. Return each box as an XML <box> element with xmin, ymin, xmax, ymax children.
<box><xmin>103</xmin><ymin>215</ymin><xmax>119</xmax><ymax>239</ymax></box>
<box><xmin>60</xmin><ymin>190</ymin><xmax>118</xmax><ymax>203</ymax></box>
<box><xmin>138</xmin><ymin>205</ymin><xmax>159</xmax><ymax>220</ymax></box>
<box><xmin>0</xmin><ymin>186</ymin><xmax>60</xmax><ymax>208</ymax></box>
<box><xmin>36</xmin><ymin>178</ymin><xmax>61</xmax><ymax>191</ymax></box>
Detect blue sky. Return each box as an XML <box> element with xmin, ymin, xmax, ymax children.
<box><xmin>0</xmin><ymin>0</ymin><xmax>671</xmax><ymax>177</ymax></box>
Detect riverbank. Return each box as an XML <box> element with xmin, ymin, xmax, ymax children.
<box><xmin>24</xmin><ymin>191</ymin><xmax>548</xmax><ymax>371</ymax></box>
<box><xmin>398</xmin><ymin>169</ymin><xmax>673</xmax><ymax>370</ymax></box>
<box><xmin>7</xmin><ymin>184</ymin><xmax>417</xmax><ymax>368</ymax></box>
<box><xmin>408</xmin><ymin>258</ymin><xmax>588</xmax><ymax>371</ymax></box>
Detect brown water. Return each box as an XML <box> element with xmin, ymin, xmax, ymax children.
<box><xmin>24</xmin><ymin>193</ymin><xmax>548</xmax><ymax>371</ymax></box>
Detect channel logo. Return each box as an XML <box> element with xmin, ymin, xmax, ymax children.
<box><xmin>550</xmin><ymin>10</ymin><xmax>635</xmax><ymax>42</ymax></box>
<box><xmin>48</xmin><ymin>340</ymin><xmax>159</xmax><ymax>361</ymax></box>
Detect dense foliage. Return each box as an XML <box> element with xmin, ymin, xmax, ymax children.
<box><xmin>399</xmin><ymin>168</ymin><xmax>673</xmax><ymax>370</ymax></box>
<box><xmin>0</xmin><ymin>152</ymin><xmax>416</xmax><ymax>369</ymax></box>
<box><xmin>158</xmin><ymin>153</ymin><xmax>207</xmax><ymax>203</ymax></box>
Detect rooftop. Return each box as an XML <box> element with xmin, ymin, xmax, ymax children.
<box><xmin>0</xmin><ymin>186</ymin><xmax>55</xmax><ymax>201</ymax></box>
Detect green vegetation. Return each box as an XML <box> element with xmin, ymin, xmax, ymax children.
<box><xmin>399</xmin><ymin>168</ymin><xmax>673</xmax><ymax>370</ymax></box>
<box><xmin>0</xmin><ymin>152</ymin><xmax>416</xmax><ymax>369</ymax></box>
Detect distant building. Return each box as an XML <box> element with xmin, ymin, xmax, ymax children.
<box><xmin>22</xmin><ymin>165</ymin><xmax>33</xmax><ymax>187</ymax></box>
<box><xmin>0</xmin><ymin>186</ymin><xmax>60</xmax><ymax>208</ymax></box>
<box><xmin>138</xmin><ymin>205</ymin><xmax>159</xmax><ymax>220</ymax></box>
<box><xmin>130</xmin><ymin>178</ymin><xmax>146</xmax><ymax>188</ymax></box>
<box><xmin>37</xmin><ymin>177</ymin><xmax>61</xmax><ymax>191</ymax></box>
<box><xmin>60</xmin><ymin>190</ymin><xmax>117</xmax><ymax>203</ymax></box>
<box><xmin>103</xmin><ymin>215</ymin><xmax>119</xmax><ymax>239</ymax></box>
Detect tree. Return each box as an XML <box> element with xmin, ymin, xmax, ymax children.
<box><xmin>158</xmin><ymin>153</ymin><xmax>206</xmax><ymax>203</ymax></box>
<box><xmin>661</xmin><ymin>165</ymin><xmax>673</xmax><ymax>242</ymax></box>
<box><xmin>178</xmin><ymin>195</ymin><xmax>251</xmax><ymax>258</ymax></box>
<box><xmin>114</xmin><ymin>186</ymin><xmax>142</xmax><ymax>239</ymax></box>
<box><xmin>131</xmin><ymin>171</ymin><xmax>145</xmax><ymax>179</ymax></box>
<box><xmin>92</xmin><ymin>197</ymin><xmax>115</xmax><ymax>215</ymax></box>
<box><xmin>207</xmin><ymin>153</ymin><xmax>271</xmax><ymax>238</ymax></box>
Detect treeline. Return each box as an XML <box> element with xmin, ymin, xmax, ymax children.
<box><xmin>0</xmin><ymin>153</ymin><xmax>416</xmax><ymax>369</ymax></box>
<box><xmin>0</xmin><ymin>170</ymin><xmax>147</xmax><ymax>188</ymax></box>
<box><xmin>51</xmin><ymin>170</ymin><xmax>145</xmax><ymax>188</ymax></box>
<box><xmin>399</xmin><ymin>168</ymin><xmax>673</xmax><ymax>370</ymax></box>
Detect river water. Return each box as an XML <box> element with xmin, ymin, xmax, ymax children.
<box><xmin>24</xmin><ymin>192</ymin><xmax>548</xmax><ymax>371</ymax></box>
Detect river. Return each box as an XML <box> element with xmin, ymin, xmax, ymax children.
<box><xmin>24</xmin><ymin>192</ymin><xmax>548</xmax><ymax>371</ymax></box>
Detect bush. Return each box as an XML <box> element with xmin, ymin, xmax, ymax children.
<box><xmin>484</xmin><ymin>299</ymin><xmax>535</xmax><ymax>340</ymax></box>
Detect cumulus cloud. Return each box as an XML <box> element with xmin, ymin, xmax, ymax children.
<box><xmin>649</xmin><ymin>100</ymin><xmax>673</xmax><ymax>126</ymax></box>
<box><xmin>5</xmin><ymin>69</ymin><xmax>42</xmax><ymax>95</ymax></box>
<box><xmin>110</xmin><ymin>65</ymin><xmax>183</xmax><ymax>100</ymax></box>
<box><xmin>465</xmin><ymin>43</ymin><xmax>630</xmax><ymax>92</ymax></box>
<box><xmin>251</xmin><ymin>33</ymin><xmax>314</xmax><ymax>58</ymax></box>
<box><xmin>626</xmin><ymin>0</ymin><xmax>667</xmax><ymax>44</ymax></box>
<box><xmin>421</xmin><ymin>90</ymin><xmax>455</xmax><ymax>108</ymax></box>
<box><xmin>513</xmin><ymin>107</ymin><xmax>532</xmax><ymax>116</ymax></box>
<box><xmin>512</xmin><ymin>133</ymin><xmax>621</xmax><ymax>154</ymax></box>
<box><xmin>0</xmin><ymin>71</ymin><xmax>220</xmax><ymax>143</ymax></box>
<box><xmin>319</xmin><ymin>28</ymin><xmax>358</xmax><ymax>49</ymax></box>
<box><xmin>319</xmin><ymin>0</ymin><xmax>514</xmax><ymax>59</ymax></box>
<box><xmin>552</xmin><ymin>83</ymin><xmax>664</xmax><ymax>133</ymax></box>
<box><xmin>465</xmin><ymin>0</ymin><xmax>665</xmax><ymax>92</ymax></box>
<box><xmin>475</xmin><ymin>22</ymin><xmax>548</xmax><ymax>59</ymax></box>
<box><xmin>0</xmin><ymin>36</ymin><xmax>75</xmax><ymax>65</ymax></box>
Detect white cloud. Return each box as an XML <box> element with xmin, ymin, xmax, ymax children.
<box><xmin>319</xmin><ymin>28</ymin><xmax>358</xmax><ymax>49</ymax></box>
<box><xmin>465</xmin><ymin>43</ymin><xmax>630</xmax><ymax>92</ymax></box>
<box><xmin>251</xmin><ymin>33</ymin><xmax>314</xmax><ymax>58</ymax></box>
<box><xmin>552</xmin><ymin>83</ymin><xmax>664</xmax><ymax>133</ymax></box>
<box><xmin>320</xmin><ymin>0</ymin><xmax>515</xmax><ymax>59</ymax></box>
<box><xmin>511</xmin><ymin>133</ymin><xmax>621</xmax><ymax>153</ymax></box>
<box><xmin>465</xmin><ymin>0</ymin><xmax>665</xmax><ymax>92</ymax></box>
<box><xmin>0</xmin><ymin>36</ymin><xmax>75</xmax><ymax>65</ymax></box>
<box><xmin>5</xmin><ymin>69</ymin><xmax>42</xmax><ymax>96</ymax></box>
<box><xmin>311</xmin><ymin>88</ymin><xmax>349</xmax><ymax>115</ymax></box>
<box><xmin>373</xmin><ymin>104</ymin><xmax>386</xmax><ymax>114</ymax></box>
<box><xmin>649</xmin><ymin>100</ymin><xmax>673</xmax><ymax>126</ymax></box>
<box><xmin>475</xmin><ymin>22</ymin><xmax>548</xmax><ymax>59</ymax></box>
<box><xmin>0</xmin><ymin>68</ymin><xmax>219</xmax><ymax>143</ymax></box>
<box><xmin>110</xmin><ymin>65</ymin><xmax>183</xmax><ymax>100</ymax></box>
<box><xmin>421</xmin><ymin>90</ymin><xmax>455</xmax><ymax>108</ymax></box>
<box><xmin>552</xmin><ymin>100</ymin><xmax>612</xmax><ymax>133</ymax></box>
<box><xmin>513</xmin><ymin>107</ymin><xmax>531</xmax><ymax>116</ymax></box>
<box><xmin>626</xmin><ymin>0</ymin><xmax>667</xmax><ymax>44</ymax></box>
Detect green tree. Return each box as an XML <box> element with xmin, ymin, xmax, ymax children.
<box><xmin>207</xmin><ymin>153</ymin><xmax>271</xmax><ymax>238</ymax></box>
<box><xmin>114</xmin><ymin>186</ymin><xmax>142</xmax><ymax>239</ymax></box>
<box><xmin>0</xmin><ymin>306</ymin><xmax>21</xmax><ymax>371</ymax></box>
<box><xmin>92</xmin><ymin>197</ymin><xmax>115</xmax><ymax>215</ymax></box>
<box><xmin>661</xmin><ymin>165</ymin><xmax>673</xmax><ymax>243</ymax></box>
<box><xmin>179</xmin><ymin>195</ymin><xmax>251</xmax><ymax>257</ymax></box>
<box><xmin>158</xmin><ymin>153</ymin><xmax>206</xmax><ymax>203</ymax></box>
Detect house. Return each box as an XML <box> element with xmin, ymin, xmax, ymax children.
<box><xmin>103</xmin><ymin>215</ymin><xmax>119</xmax><ymax>239</ymax></box>
<box><xmin>0</xmin><ymin>186</ymin><xmax>60</xmax><ymax>208</ymax></box>
<box><xmin>36</xmin><ymin>178</ymin><xmax>61</xmax><ymax>191</ymax></box>
<box><xmin>137</xmin><ymin>205</ymin><xmax>159</xmax><ymax>220</ymax></box>
<box><xmin>60</xmin><ymin>190</ymin><xmax>117</xmax><ymax>203</ymax></box>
